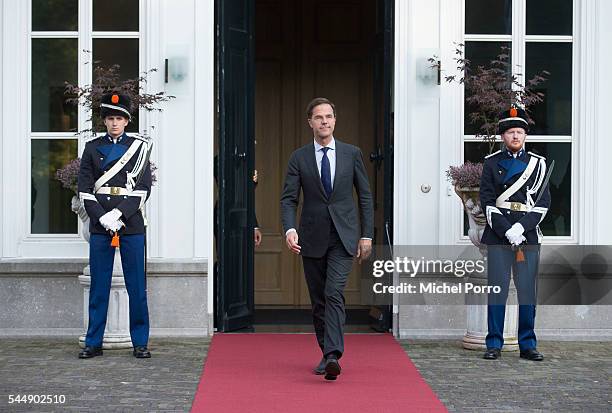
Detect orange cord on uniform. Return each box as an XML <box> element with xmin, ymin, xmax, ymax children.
<box><xmin>516</xmin><ymin>247</ymin><xmax>525</xmax><ymax>262</ymax></box>
<box><xmin>111</xmin><ymin>232</ymin><xmax>120</xmax><ymax>248</ymax></box>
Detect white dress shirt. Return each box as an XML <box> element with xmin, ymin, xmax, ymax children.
<box><xmin>314</xmin><ymin>137</ymin><xmax>336</xmax><ymax>188</ymax></box>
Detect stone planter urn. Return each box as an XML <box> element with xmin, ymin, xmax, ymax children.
<box><xmin>455</xmin><ymin>186</ymin><xmax>518</xmax><ymax>351</ymax></box>
<box><xmin>72</xmin><ymin>195</ymin><xmax>132</xmax><ymax>349</ymax></box>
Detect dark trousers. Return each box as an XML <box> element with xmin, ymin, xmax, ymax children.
<box><xmin>486</xmin><ymin>245</ymin><xmax>539</xmax><ymax>351</ymax></box>
<box><xmin>302</xmin><ymin>226</ymin><xmax>353</xmax><ymax>359</ymax></box>
<box><xmin>85</xmin><ymin>233</ymin><xmax>149</xmax><ymax>348</ymax></box>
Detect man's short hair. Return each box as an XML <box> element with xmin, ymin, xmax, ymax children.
<box><xmin>306</xmin><ymin>97</ymin><xmax>336</xmax><ymax>119</ymax></box>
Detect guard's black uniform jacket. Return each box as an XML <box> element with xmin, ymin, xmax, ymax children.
<box><xmin>78</xmin><ymin>133</ymin><xmax>152</xmax><ymax>235</ymax></box>
<box><xmin>480</xmin><ymin>148</ymin><xmax>551</xmax><ymax>245</ymax></box>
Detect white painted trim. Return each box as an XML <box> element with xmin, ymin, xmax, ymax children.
<box><xmin>393</xmin><ymin>0</ymin><xmax>412</xmax><ymax>247</ymax></box>
<box><xmin>577</xmin><ymin>0</ymin><xmax>598</xmax><ymax>244</ymax></box>
<box><xmin>439</xmin><ymin>0</ymin><xmax>464</xmax><ymax>246</ymax></box>
<box><xmin>392</xmin><ymin>0</ymin><xmax>414</xmax><ymax>338</ymax></box>
<box><xmin>525</xmin><ymin>35</ymin><xmax>573</xmax><ymax>42</ymax></box>
<box><xmin>30</xmin><ymin>133</ymin><xmax>83</xmax><ymax>139</ymax></box>
<box><xmin>0</xmin><ymin>0</ymin><xmax>3</xmax><ymax>258</ymax></box>
<box><xmin>143</xmin><ymin>0</ymin><xmax>162</xmax><ymax>258</ymax></box>
<box><xmin>18</xmin><ymin>238</ymin><xmax>88</xmax><ymax>258</ymax></box>
<box><xmin>91</xmin><ymin>31</ymin><xmax>140</xmax><ymax>38</ymax></box>
<box><xmin>464</xmin><ymin>34</ymin><xmax>512</xmax><ymax>41</ymax></box>
<box><xmin>195</xmin><ymin>0</ymin><xmax>215</xmax><ymax>331</ymax></box>
<box><xmin>31</xmin><ymin>31</ymin><xmax>78</xmax><ymax>38</ymax></box>
<box><xmin>2</xmin><ymin>0</ymin><xmax>28</xmax><ymax>258</ymax></box>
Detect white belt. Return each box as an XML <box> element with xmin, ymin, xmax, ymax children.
<box><xmin>496</xmin><ymin>201</ymin><xmax>530</xmax><ymax>212</ymax></box>
<box><xmin>96</xmin><ymin>186</ymin><xmax>131</xmax><ymax>196</ymax></box>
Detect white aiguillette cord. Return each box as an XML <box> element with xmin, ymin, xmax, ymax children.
<box><xmin>94</xmin><ymin>139</ymin><xmax>143</xmax><ymax>193</ymax></box>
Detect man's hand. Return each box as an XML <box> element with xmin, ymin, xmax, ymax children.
<box><xmin>285</xmin><ymin>230</ymin><xmax>301</xmax><ymax>255</ymax></box>
<box><xmin>356</xmin><ymin>239</ymin><xmax>372</xmax><ymax>264</ymax></box>
<box><xmin>254</xmin><ymin>228</ymin><xmax>262</xmax><ymax>246</ymax></box>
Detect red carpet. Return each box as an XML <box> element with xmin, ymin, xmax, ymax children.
<box><xmin>191</xmin><ymin>333</ymin><xmax>447</xmax><ymax>412</ymax></box>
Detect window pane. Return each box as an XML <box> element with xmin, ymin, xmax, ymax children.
<box><xmin>465</xmin><ymin>0</ymin><xmax>512</xmax><ymax>35</ymax></box>
<box><xmin>31</xmin><ymin>140</ymin><xmax>79</xmax><ymax>234</ymax></box>
<box><xmin>93</xmin><ymin>0</ymin><xmax>139</xmax><ymax>31</ymax></box>
<box><xmin>526</xmin><ymin>43</ymin><xmax>572</xmax><ymax>135</ymax></box>
<box><xmin>93</xmin><ymin>39</ymin><xmax>139</xmax><ymax>132</ymax></box>
<box><xmin>32</xmin><ymin>38</ymin><xmax>78</xmax><ymax>132</ymax></box>
<box><xmin>464</xmin><ymin>42</ymin><xmax>511</xmax><ymax>135</ymax></box>
<box><xmin>32</xmin><ymin>0</ymin><xmax>78</xmax><ymax>31</ymax></box>
<box><xmin>464</xmin><ymin>142</ymin><xmax>571</xmax><ymax>237</ymax></box>
<box><xmin>527</xmin><ymin>0</ymin><xmax>573</xmax><ymax>36</ymax></box>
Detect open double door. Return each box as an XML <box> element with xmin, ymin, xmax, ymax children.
<box><xmin>216</xmin><ymin>0</ymin><xmax>394</xmax><ymax>332</ymax></box>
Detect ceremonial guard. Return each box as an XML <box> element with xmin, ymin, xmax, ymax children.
<box><xmin>77</xmin><ymin>93</ymin><xmax>153</xmax><ymax>359</ymax></box>
<box><xmin>480</xmin><ymin>107</ymin><xmax>551</xmax><ymax>361</ymax></box>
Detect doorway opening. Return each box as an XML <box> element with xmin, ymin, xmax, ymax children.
<box><xmin>215</xmin><ymin>0</ymin><xmax>394</xmax><ymax>333</ymax></box>
<box><xmin>252</xmin><ymin>0</ymin><xmax>394</xmax><ymax>332</ymax></box>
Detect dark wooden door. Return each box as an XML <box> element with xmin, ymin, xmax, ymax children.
<box><xmin>368</xmin><ymin>0</ymin><xmax>394</xmax><ymax>331</ymax></box>
<box><xmin>217</xmin><ymin>0</ymin><xmax>256</xmax><ymax>331</ymax></box>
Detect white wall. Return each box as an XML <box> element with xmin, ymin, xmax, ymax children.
<box><xmin>154</xmin><ymin>0</ymin><xmax>198</xmax><ymax>259</ymax></box>
<box><xmin>153</xmin><ymin>0</ymin><xmax>213</xmax><ymax>262</ymax></box>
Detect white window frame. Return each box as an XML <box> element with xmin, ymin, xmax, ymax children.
<box><xmin>442</xmin><ymin>0</ymin><xmax>579</xmax><ymax>245</ymax></box>
<box><xmin>17</xmin><ymin>0</ymin><xmax>148</xmax><ymax>257</ymax></box>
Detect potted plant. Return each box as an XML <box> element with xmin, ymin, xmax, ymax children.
<box><xmin>431</xmin><ymin>44</ymin><xmax>548</xmax><ymax>247</ymax></box>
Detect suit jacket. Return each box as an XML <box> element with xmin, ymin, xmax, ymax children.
<box><xmin>280</xmin><ymin>139</ymin><xmax>374</xmax><ymax>257</ymax></box>
<box><xmin>480</xmin><ymin>148</ymin><xmax>551</xmax><ymax>245</ymax></box>
<box><xmin>78</xmin><ymin>133</ymin><xmax>152</xmax><ymax>235</ymax></box>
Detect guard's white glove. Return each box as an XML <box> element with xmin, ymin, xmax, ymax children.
<box><xmin>99</xmin><ymin>209</ymin><xmax>123</xmax><ymax>231</ymax></box>
<box><xmin>505</xmin><ymin>223</ymin><xmax>525</xmax><ymax>246</ymax></box>
<box><xmin>108</xmin><ymin>219</ymin><xmax>125</xmax><ymax>233</ymax></box>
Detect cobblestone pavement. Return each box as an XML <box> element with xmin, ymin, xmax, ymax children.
<box><xmin>0</xmin><ymin>338</ymin><xmax>610</xmax><ymax>412</ymax></box>
<box><xmin>400</xmin><ymin>340</ymin><xmax>612</xmax><ymax>413</ymax></box>
<box><xmin>0</xmin><ymin>338</ymin><xmax>210</xmax><ymax>412</ymax></box>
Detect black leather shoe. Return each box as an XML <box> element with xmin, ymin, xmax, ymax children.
<box><xmin>133</xmin><ymin>346</ymin><xmax>151</xmax><ymax>358</ymax></box>
<box><xmin>483</xmin><ymin>348</ymin><xmax>501</xmax><ymax>360</ymax></box>
<box><xmin>520</xmin><ymin>348</ymin><xmax>544</xmax><ymax>361</ymax></box>
<box><xmin>79</xmin><ymin>346</ymin><xmax>103</xmax><ymax>359</ymax></box>
<box><xmin>324</xmin><ymin>357</ymin><xmax>341</xmax><ymax>380</ymax></box>
<box><xmin>314</xmin><ymin>358</ymin><xmax>326</xmax><ymax>375</ymax></box>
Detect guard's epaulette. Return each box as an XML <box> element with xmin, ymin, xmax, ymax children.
<box><xmin>84</xmin><ymin>134</ymin><xmax>101</xmax><ymax>143</ymax></box>
<box><xmin>132</xmin><ymin>134</ymin><xmax>151</xmax><ymax>142</ymax></box>
<box><xmin>484</xmin><ymin>150</ymin><xmax>501</xmax><ymax>159</ymax></box>
<box><xmin>528</xmin><ymin>151</ymin><xmax>546</xmax><ymax>160</ymax></box>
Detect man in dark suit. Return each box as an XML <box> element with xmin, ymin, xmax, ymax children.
<box><xmin>280</xmin><ymin>97</ymin><xmax>374</xmax><ymax>380</ymax></box>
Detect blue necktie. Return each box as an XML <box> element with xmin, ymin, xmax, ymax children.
<box><xmin>320</xmin><ymin>147</ymin><xmax>332</xmax><ymax>198</ymax></box>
